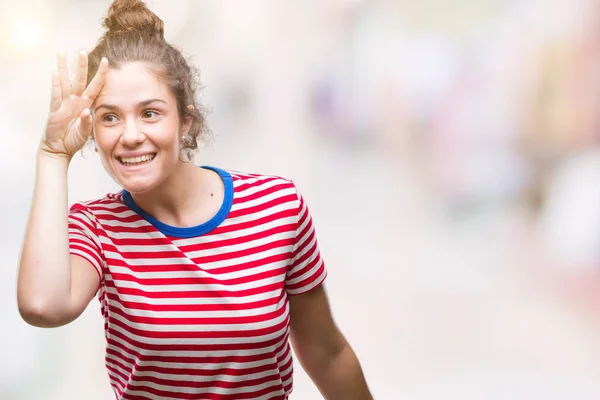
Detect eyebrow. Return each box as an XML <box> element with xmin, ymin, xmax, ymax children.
<box><xmin>94</xmin><ymin>98</ymin><xmax>167</xmax><ymax>112</ymax></box>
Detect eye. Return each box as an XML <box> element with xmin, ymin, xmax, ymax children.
<box><xmin>142</xmin><ymin>109</ymin><xmax>159</xmax><ymax>119</ymax></box>
<box><xmin>101</xmin><ymin>114</ymin><xmax>119</xmax><ymax>125</ymax></box>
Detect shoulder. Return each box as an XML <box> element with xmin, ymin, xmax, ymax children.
<box><xmin>224</xmin><ymin>168</ymin><xmax>299</xmax><ymax>194</ymax></box>
<box><xmin>220</xmin><ymin>168</ymin><xmax>304</xmax><ymax>210</ymax></box>
<box><xmin>226</xmin><ymin>168</ymin><xmax>294</xmax><ymax>186</ymax></box>
<box><xmin>69</xmin><ymin>190</ymin><xmax>127</xmax><ymax>216</ymax></box>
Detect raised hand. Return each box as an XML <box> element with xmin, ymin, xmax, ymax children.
<box><xmin>40</xmin><ymin>51</ymin><xmax>108</xmax><ymax>158</ymax></box>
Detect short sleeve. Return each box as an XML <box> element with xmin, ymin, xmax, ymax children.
<box><xmin>68</xmin><ymin>203</ymin><xmax>104</xmax><ymax>284</ymax></box>
<box><xmin>285</xmin><ymin>187</ymin><xmax>327</xmax><ymax>295</ymax></box>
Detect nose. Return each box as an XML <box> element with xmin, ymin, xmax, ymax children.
<box><xmin>120</xmin><ymin>119</ymin><xmax>145</xmax><ymax>147</ymax></box>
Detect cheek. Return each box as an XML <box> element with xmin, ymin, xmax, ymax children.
<box><xmin>147</xmin><ymin>124</ymin><xmax>182</xmax><ymax>153</ymax></box>
<box><xmin>94</xmin><ymin>129</ymin><xmax>116</xmax><ymax>157</ymax></box>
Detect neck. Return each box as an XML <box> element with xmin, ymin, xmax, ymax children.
<box><xmin>129</xmin><ymin>161</ymin><xmax>209</xmax><ymax>227</ymax></box>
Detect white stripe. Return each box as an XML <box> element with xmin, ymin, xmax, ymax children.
<box><xmin>131</xmin><ymin>365</ymin><xmax>282</xmax><ymax>383</ymax></box>
<box><xmin>94</xmin><ymin>208</ymin><xmax>136</xmax><ymax>218</ymax></box>
<box><xmin>103</xmin><ymin>250</ymin><xmax>189</xmax><ymax>265</ymax></box>
<box><xmin>102</xmin><ymin>243</ymin><xmax>177</xmax><ymax>252</ymax></box>
<box><xmin>69</xmin><ymin>230</ymin><xmax>95</xmax><ymax>245</ymax></box>
<box><xmin>104</xmin><ymin>286</ymin><xmax>281</xmax><ymax>305</ymax></box>
<box><xmin>104</xmin><ymin>230</ymin><xmax>167</xmax><ymax>239</ymax></box>
<box><xmin>100</xmin><ymin>218</ymin><xmax>153</xmax><ymax>229</ymax></box>
<box><xmin>88</xmin><ymin>201</ymin><xmax>126</xmax><ymax>210</ymax></box>
<box><xmin>107</xmin><ymin>273</ymin><xmax>285</xmax><ymax>293</ymax></box>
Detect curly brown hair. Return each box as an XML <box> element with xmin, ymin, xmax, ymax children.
<box><xmin>87</xmin><ymin>0</ymin><xmax>209</xmax><ymax>160</ymax></box>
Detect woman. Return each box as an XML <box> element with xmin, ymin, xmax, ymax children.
<box><xmin>16</xmin><ymin>1</ymin><xmax>373</xmax><ymax>399</ymax></box>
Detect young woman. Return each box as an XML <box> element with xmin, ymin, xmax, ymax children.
<box><xmin>16</xmin><ymin>1</ymin><xmax>372</xmax><ymax>399</ymax></box>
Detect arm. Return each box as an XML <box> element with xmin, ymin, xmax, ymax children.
<box><xmin>289</xmin><ymin>285</ymin><xmax>373</xmax><ymax>400</ymax></box>
<box><xmin>17</xmin><ymin>151</ymin><xmax>100</xmax><ymax>328</ymax></box>
<box><xmin>17</xmin><ymin>52</ymin><xmax>107</xmax><ymax>328</ymax></box>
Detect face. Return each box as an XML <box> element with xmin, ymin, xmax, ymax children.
<box><xmin>92</xmin><ymin>62</ymin><xmax>189</xmax><ymax>194</ymax></box>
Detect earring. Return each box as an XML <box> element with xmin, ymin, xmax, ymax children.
<box><xmin>181</xmin><ymin>133</ymin><xmax>190</xmax><ymax>147</ymax></box>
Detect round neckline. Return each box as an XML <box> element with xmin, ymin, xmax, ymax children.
<box><xmin>121</xmin><ymin>166</ymin><xmax>234</xmax><ymax>238</ymax></box>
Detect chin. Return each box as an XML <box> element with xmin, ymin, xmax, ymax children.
<box><xmin>103</xmin><ymin>160</ymin><xmax>165</xmax><ymax>195</ymax></box>
<box><xmin>120</xmin><ymin>179</ymin><xmax>160</xmax><ymax>194</ymax></box>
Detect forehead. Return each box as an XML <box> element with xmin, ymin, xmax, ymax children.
<box><xmin>93</xmin><ymin>62</ymin><xmax>173</xmax><ymax>107</ymax></box>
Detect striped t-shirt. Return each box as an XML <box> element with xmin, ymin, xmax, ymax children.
<box><xmin>67</xmin><ymin>166</ymin><xmax>327</xmax><ymax>400</ymax></box>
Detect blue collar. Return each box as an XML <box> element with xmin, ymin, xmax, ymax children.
<box><xmin>122</xmin><ymin>166</ymin><xmax>234</xmax><ymax>238</ymax></box>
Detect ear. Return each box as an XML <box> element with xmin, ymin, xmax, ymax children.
<box><xmin>181</xmin><ymin>104</ymin><xmax>194</xmax><ymax>136</ymax></box>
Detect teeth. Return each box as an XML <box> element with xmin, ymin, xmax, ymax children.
<box><xmin>120</xmin><ymin>154</ymin><xmax>155</xmax><ymax>164</ymax></box>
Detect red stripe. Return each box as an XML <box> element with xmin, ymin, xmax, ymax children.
<box><xmin>108</xmin><ymin>313</ymin><xmax>288</xmax><ymax>339</ymax></box>
<box><xmin>104</xmin><ymin>237</ymin><xmax>294</xmax><ymax>266</ymax></box>
<box><xmin>227</xmin><ymin>194</ymin><xmax>296</xmax><ymax>219</ymax></box>
<box><xmin>106</xmin><ymin>292</ymin><xmax>282</xmax><ymax>312</ymax></box>
<box><xmin>109</xmin><ymin>265</ymin><xmax>287</xmax><ymax>287</ymax></box>
<box><xmin>106</xmin><ymin>326</ymin><xmax>288</xmax><ymax>351</ymax></box>
<box><xmin>103</xmin><ymin>280</ymin><xmax>285</xmax><ymax>299</ymax></box>
<box><xmin>109</xmin><ymin>301</ymin><xmax>287</xmax><ymax>326</ymax></box>
<box><xmin>233</xmin><ymin>182</ymin><xmax>293</xmax><ymax>205</ymax></box>
<box><xmin>180</xmin><ymin>223</ymin><xmax>296</xmax><ymax>252</ymax></box>
<box><xmin>233</xmin><ymin>176</ymin><xmax>286</xmax><ymax>193</ymax></box>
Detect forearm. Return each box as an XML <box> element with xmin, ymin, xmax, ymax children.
<box><xmin>307</xmin><ymin>341</ymin><xmax>373</xmax><ymax>400</ymax></box>
<box><xmin>18</xmin><ymin>150</ymin><xmax>73</xmax><ymax>319</ymax></box>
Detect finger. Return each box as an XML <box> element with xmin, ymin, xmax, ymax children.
<box><xmin>50</xmin><ymin>71</ymin><xmax>62</xmax><ymax>112</ymax></box>
<box><xmin>57</xmin><ymin>52</ymin><xmax>71</xmax><ymax>99</ymax></box>
<box><xmin>78</xmin><ymin>108</ymin><xmax>94</xmax><ymax>141</ymax></box>
<box><xmin>83</xmin><ymin>57</ymin><xmax>108</xmax><ymax>102</ymax></box>
<box><xmin>71</xmin><ymin>51</ymin><xmax>88</xmax><ymax>96</ymax></box>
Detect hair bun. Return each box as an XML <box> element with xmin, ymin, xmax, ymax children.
<box><xmin>103</xmin><ymin>0</ymin><xmax>164</xmax><ymax>39</ymax></box>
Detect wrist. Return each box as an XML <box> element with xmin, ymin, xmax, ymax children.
<box><xmin>37</xmin><ymin>146</ymin><xmax>73</xmax><ymax>163</ymax></box>
<box><xmin>36</xmin><ymin>148</ymin><xmax>73</xmax><ymax>174</ymax></box>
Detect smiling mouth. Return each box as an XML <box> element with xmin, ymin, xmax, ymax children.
<box><xmin>117</xmin><ymin>153</ymin><xmax>157</xmax><ymax>166</ymax></box>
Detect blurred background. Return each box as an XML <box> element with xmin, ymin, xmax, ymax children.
<box><xmin>2</xmin><ymin>0</ymin><xmax>600</xmax><ymax>399</ymax></box>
